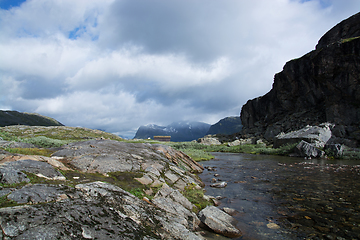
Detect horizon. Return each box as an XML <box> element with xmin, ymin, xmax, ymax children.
<box><xmin>0</xmin><ymin>0</ymin><xmax>359</xmax><ymax>139</ymax></box>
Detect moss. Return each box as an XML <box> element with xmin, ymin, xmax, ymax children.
<box><xmin>341</xmin><ymin>36</ymin><xmax>360</xmax><ymax>43</ymax></box>
<box><xmin>0</xmin><ymin>195</ymin><xmax>18</xmax><ymax>208</ymax></box>
<box><xmin>182</xmin><ymin>184</ymin><xmax>212</xmax><ymax>212</ymax></box>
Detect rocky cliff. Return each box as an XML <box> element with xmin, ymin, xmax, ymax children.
<box><xmin>240</xmin><ymin>12</ymin><xmax>360</xmax><ymax>147</ymax></box>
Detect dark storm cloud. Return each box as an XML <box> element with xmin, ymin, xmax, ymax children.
<box><xmin>1</xmin><ymin>0</ymin><xmax>360</xmax><ymax>138</ymax></box>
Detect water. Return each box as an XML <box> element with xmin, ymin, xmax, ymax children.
<box><xmin>199</xmin><ymin>153</ymin><xmax>360</xmax><ymax>240</ymax></box>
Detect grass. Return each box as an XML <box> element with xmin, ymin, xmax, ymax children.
<box><xmin>341</xmin><ymin>36</ymin><xmax>360</xmax><ymax>43</ymax></box>
<box><xmin>182</xmin><ymin>184</ymin><xmax>212</xmax><ymax>212</ymax></box>
<box><xmin>2</xmin><ymin>147</ymin><xmax>55</xmax><ymax>157</ymax></box>
<box><xmin>167</xmin><ymin>141</ymin><xmax>298</xmax><ymax>161</ymax></box>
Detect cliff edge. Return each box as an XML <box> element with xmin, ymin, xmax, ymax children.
<box><xmin>240</xmin><ymin>12</ymin><xmax>360</xmax><ymax>147</ymax></box>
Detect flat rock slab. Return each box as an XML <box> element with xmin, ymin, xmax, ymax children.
<box><xmin>7</xmin><ymin>184</ymin><xmax>68</xmax><ymax>204</ymax></box>
<box><xmin>0</xmin><ymin>160</ymin><xmax>65</xmax><ymax>182</ymax></box>
<box><xmin>274</xmin><ymin>123</ymin><xmax>333</xmax><ymax>148</ymax></box>
<box><xmin>198</xmin><ymin>206</ymin><xmax>242</xmax><ymax>238</ymax></box>
<box><xmin>0</xmin><ymin>181</ymin><xmax>204</xmax><ymax>240</ymax></box>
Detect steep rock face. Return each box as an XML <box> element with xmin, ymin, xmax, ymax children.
<box><xmin>240</xmin><ymin>12</ymin><xmax>360</xmax><ymax>146</ymax></box>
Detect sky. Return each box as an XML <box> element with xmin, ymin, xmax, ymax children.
<box><xmin>0</xmin><ymin>0</ymin><xmax>359</xmax><ymax>138</ymax></box>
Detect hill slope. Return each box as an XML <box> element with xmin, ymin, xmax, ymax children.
<box><xmin>0</xmin><ymin>110</ymin><xmax>63</xmax><ymax>127</ymax></box>
<box><xmin>134</xmin><ymin>121</ymin><xmax>210</xmax><ymax>142</ymax></box>
<box><xmin>206</xmin><ymin>117</ymin><xmax>242</xmax><ymax>135</ymax></box>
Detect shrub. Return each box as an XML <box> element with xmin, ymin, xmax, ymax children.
<box><xmin>22</xmin><ymin>136</ymin><xmax>71</xmax><ymax>148</ymax></box>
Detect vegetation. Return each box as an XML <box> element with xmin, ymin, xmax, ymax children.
<box><xmin>2</xmin><ymin>147</ymin><xmax>55</xmax><ymax>157</ymax></box>
<box><xmin>182</xmin><ymin>184</ymin><xmax>212</xmax><ymax>212</ymax></box>
<box><xmin>167</xmin><ymin>141</ymin><xmax>298</xmax><ymax>161</ymax></box>
<box><xmin>341</xmin><ymin>36</ymin><xmax>360</xmax><ymax>43</ymax></box>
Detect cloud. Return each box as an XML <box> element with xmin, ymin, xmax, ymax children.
<box><xmin>0</xmin><ymin>0</ymin><xmax>359</xmax><ymax>138</ymax></box>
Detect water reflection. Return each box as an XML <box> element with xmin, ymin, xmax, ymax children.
<box><xmin>199</xmin><ymin>153</ymin><xmax>360</xmax><ymax>240</ymax></box>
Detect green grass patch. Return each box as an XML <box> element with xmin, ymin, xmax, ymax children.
<box><xmin>0</xmin><ymin>195</ymin><xmax>18</xmax><ymax>208</ymax></box>
<box><xmin>341</xmin><ymin>36</ymin><xmax>360</xmax><ymax>43</ymax></box>
<box><xmin>2</xmin><ymin>147</ymin><xmax>55</xmax><ymax>157</ymax></box>
<box><xmin>22</xmin><ymin>136</ymin><xmax>72</xmax><ymax>148</ymax></box>
<box><xmin>182</xmin><ymin>184</ymin><xmax>212</xmax><ymax>212</ymax></box>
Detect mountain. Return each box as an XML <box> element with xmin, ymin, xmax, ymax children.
<box><xmin>206</xmin><ymin>117</ymin><xmax>242</xmax><ymax>135</ymax></box>
<box><xmin>240</xmin><ymin>12</ymin><xmax>360</xmax><ymax>147</ymax></box>
<box><xmin>134</xmin><ymin>121</ymin><xmax>210</xmax><ymax>142</ymax></box>
<box><xmin>0</xmin><ymin>110</ymin><xmax>63</xmax><ymax>127</ymax></box>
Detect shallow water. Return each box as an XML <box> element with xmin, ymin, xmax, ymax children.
<box><xmin>199</xmin><ymin>153</ymin><xmax>360</xmax><ymax>240</ymax></box>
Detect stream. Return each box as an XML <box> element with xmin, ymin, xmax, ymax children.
<box><xmin>199</xmin><ymin>152</ymin><xmax>360</xmax><ymax>240</ymax></box>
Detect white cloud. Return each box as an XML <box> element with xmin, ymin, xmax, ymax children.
<box><xmin>0</xmin><ymin>0</ymin><xmax>359</xmax><ymax>138</ymax></box>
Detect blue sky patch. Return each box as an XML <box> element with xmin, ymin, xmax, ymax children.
<box><xmin>0</xmin><ymin>0</ymin><xmax>26</xmax><ymax>10</ymax></box>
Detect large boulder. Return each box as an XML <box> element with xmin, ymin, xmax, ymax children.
<box><xmin>240</xmin><ymin>12</ymin><xmax>360</xmax><ymax>147</ymax></box>
<box><xmin>197</xmin><ymin>135</ymin><xmax>221</xmax><ymax>145</ymax></box>
<box><xmin>293</xmin><ymin>140</ymin><xmax>325</xmax><ymax>158</ymax></box>
<box><xmin>198</xmin><ymin>206</ymin><xmax>242</xmax><ymax>238</ymax></box>
<box><xmin>274</xmin><ymin>123</ymin><xmax>333</xmax><ymax>148</ymax></box>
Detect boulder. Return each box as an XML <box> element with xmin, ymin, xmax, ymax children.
<box><xmin>293</xmin><ymin>140</ymin><xmax>325</xmax><ymax>158</ymax></box>
<box><xmin>274</xmin><ymin>123</ymin><xmax>333</xmax><ymax>148</ymax></box>
<box><xmin>210</xmin><ymin>182</ymin><xmax>227</xmax><ymax>188</ymax></box>
<box><xmin>198</xmin><ymin>206</ymin><xmax>242</xmax><ymax>238</ymax></box>
<box><xmin>197</xmin><ymin>135</ymin><xmax>221</xmax><ymax>145</ymax></box>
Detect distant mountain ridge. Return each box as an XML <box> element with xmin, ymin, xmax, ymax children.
<box><xmin>134</xmin><ymin>121</ymin><xmax>210</xmax><ymax>142</ymax></box>
<box><xmin>206</xmin><ymin>116</ymin><xmax>242</xmax><ymax>135</ymax></box>
<box><xmin>0</xmin><ymin>110</ymin><xmax>63</xmax><ymax>127</ymax></box>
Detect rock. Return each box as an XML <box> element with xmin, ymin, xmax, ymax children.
<box><xmin>240</xmin><ymin>12</ymin><xmax>360</xmax><ymax>147</ymax></box>
<box><xmin>0</xmin><ymin>167</ymin><xmax>30</xmax><ymax>184</ymax></box>
<box><xmin>7</xmin><ymin>184</ymin><xmax>68</xmax><ymax>204</ymax></box>
<box><xmin>0</xmin><ymin>159</ymin><xmax>65</xmax><ymax>181</ymax></box>
<box><xmin>267</xmin><ymin>223</ymin><xmax>280</xmax><ymax>229</ymax></box>
<box><xmin>197</xmin><ymin>135</ymin><xmax>222</xmax><ymax>145</ymax></box>
<box><xmin>198</xmin><ymin>206</ymin><xmax>242</xmax><ymax>238</ymax></box>
<box><xmin>274</xmin><ymin>123</ymin><xmax>333</xmax><ymax>148</ymax></box>
<box><xmin>0</xmin><ymin>139</ymin><xmax>209</xmax><ymax>239</ymax></box>
<box><xmin>210</xmin><ymin>182</ymin><xmax>227</xmax><ymax>188</ymax></box>
<box><xmin>223</xmin><ymin>207</ymin><xmax>239</xmax><ymax>216</ymax></box>
<box><xmin>0</xmin><ymin>181</ymin><xmax>204</xmax><ymax>239</ymax></box>
<box><xmin>294</xmin><ymin>140</ymin><xmax>325</xmax><ymax>158</ymax></box>
<box><xmin>227</xmin><ymin>138</ymin><xmax>253</xmax><ymax>146</ymax></box>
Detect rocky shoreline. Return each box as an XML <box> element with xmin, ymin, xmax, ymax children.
<box><xmin>0</xmin><ymin>139</ymin><xmax>241</xmax><ymax>239</ymax></box>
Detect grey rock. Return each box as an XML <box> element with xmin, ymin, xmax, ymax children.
<box><xmin>210</xmin><ymin>182</ymin><xmax>227</xmax><ymax>188</ymax></box>
<box><xmin>222</xmin><ymin>207</ymin><xmax>239</xmax><ymax>216</ymax></box>
<box><xmin>0</xmin><ymin>181</ymin><xmax>204</xmax><ymax>239</ymax></box>
<box><xmin>274</xmin><ymin>123</ymin><xmax>333</xmax><ymax>148</ymax></box>
<box><xmin>198</xmin><ymin>206</ymin><xmax>242</xmax><ymax>238</ymax></box>
<box><xmin>294</xmin><ymin>140</ymin><xmax>325</xmax><ymax>158</ymax></box>
<box><xmin>197</xmin><ymin>135</ymin><xmax>221</xmax><ymax>145</ymax></box>
<box><xmin>0</xmin><ymin>167</ymin><xmax>30</xmax><ymax>184</ymax></box>
<box><xmin>7</xmin><ymin>184</ymin><xmax>67</xmax><ymax>204</ymax></box>
<box><xmin>0</xmin><ymin>159</ymin><xmax>65</xmax><ymax>181</ymax></box>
